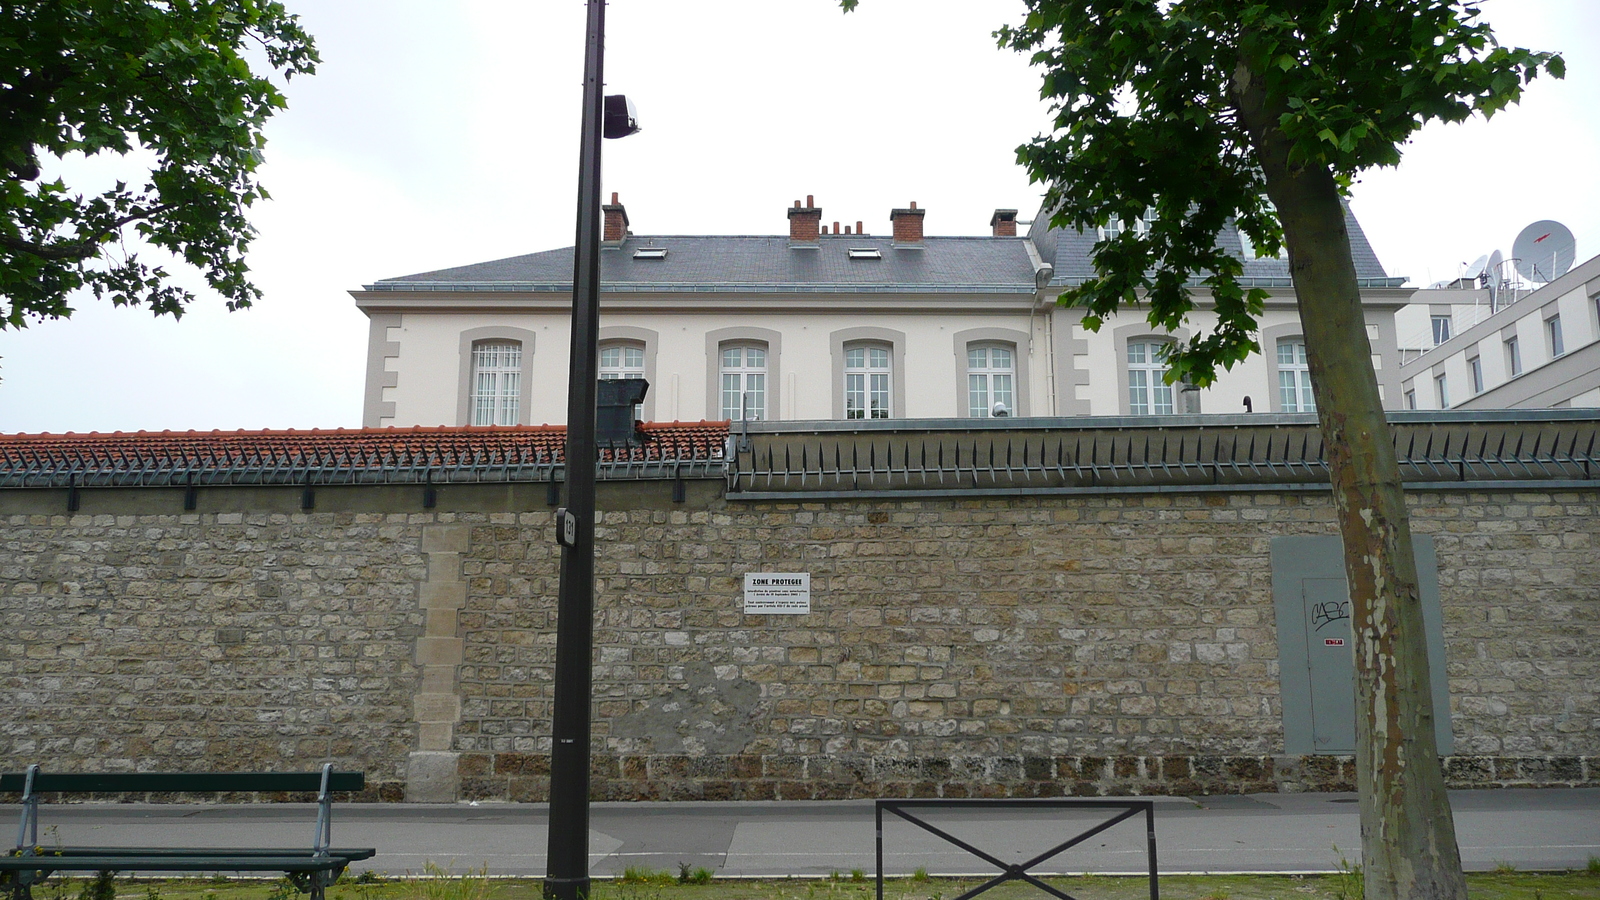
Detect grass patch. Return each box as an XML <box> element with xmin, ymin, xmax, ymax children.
<box><xmin>20</xmin><ymin>870</ymin><xmax>1600</xmax><ymax>900</ymax></box>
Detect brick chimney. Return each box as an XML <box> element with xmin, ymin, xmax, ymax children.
<box><xmin>788</xmin><ymin>195</ymin><xmax>821</xmax><ymax>243</ymax></box>
<box><xmin>990</xmin><ymin>209</ymin><xmax>1018</xmax><ymax>237</ymax></box>
<box><xmin>603</xmin><ymin>192</ymin><xmax>629</xmax><ymax>243</ymax></box>
<box><xmin>890</xmin><ymin>201</ymin><xmax>925</xmax><ymax>244</ymax></box>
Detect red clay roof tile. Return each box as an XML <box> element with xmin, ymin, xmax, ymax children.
<box><xmin>0</xmin><ymin>422</ymin><xmax>729</xmax><ymax>483</ymax></box>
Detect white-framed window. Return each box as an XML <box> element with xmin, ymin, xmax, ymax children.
<box><xmin>599</xmin><ymin>342</ymin><xmax>645</xmax><ymax>380</ymax></box>
<box><xmin>1098</xmin><ymin>206</ymin><xmax>1156</xmax><ymax>241</ymax></box>
<box><xmin>1238</xmin><ymin>228</ymin><xmax>1287</xmax><ymax>260</ymax></box>
<box><xmin>1431</xmin><ymin>315</ymin><xmax>1452</xmax><ymax>345</ymax></box>
<box><xmin>1405</xmin><ymin>388</ymin><xmax>1417</xmax><ymax>410</ymax></box>
<box><xmin>1505</xmin><ymin>335</ymin><xmax>1522</xmax><ymax>376</ymax></box>
<box><xmin>1435</xmin><ymin>373</ymin><xmax>1450</xmax><ymax>410</ymax></box>
<box><xmin>1276</xmin><ymin>339</ymin><xmax>1315</xmax><ymax>412</ymax></box>
<box><xmin>470</xmin><ymin>342</ymin><xmax>522</xmax><ymax>426</ymax></box>
<box><xmin>1127</xmin><ymin>340</ymin><xmax>1175</xmax><ymax>415</ymax></box>
<box><xmin>720</xmin><ymin>344</ymin><xmax>767</xmax><ymax>421</ymax></box>
<box><xmin>1547</xmin><ymin>314</ymin><xmax>1565</xmax><ymax>358</ymax></box>
<box><xmin>967</xmin><ymin>344</ymin><xmax>1015</xmax><ymax>417</ymax></box>
<box><xmin>843</xmin><ymin>343</ymin><xmax>892</xmax><ymax>419</ymax></box>
<box><xmin>1469</xmin><ymin>355</ymin><xmax>1484</xmax><ymax>394</ymax></box>
<box><xmin>600</xmin><ymin>341</ymin><xmax>646</xmax><ymax>418</ymax></box>
<box><xmin>1236</xmin><ymin>200</ymin><xmax>1286</xmax><ymax>259</ymax></box>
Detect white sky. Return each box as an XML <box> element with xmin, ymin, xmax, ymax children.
<box><xmin>1</xmin><ymin>0</ymin><xmax>1596</xmax><ymax>434</ymax></box>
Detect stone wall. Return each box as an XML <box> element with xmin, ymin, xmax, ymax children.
<box><xmin>1</xmin><ymin>482</ymin><xmax>1596</xmax><ymax>800</ymax></box>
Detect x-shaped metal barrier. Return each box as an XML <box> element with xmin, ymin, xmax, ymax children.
<box><xmin>875</xmin><ymin>799</ymin><xmax>1158</xmax><ymax>900</ymax></box>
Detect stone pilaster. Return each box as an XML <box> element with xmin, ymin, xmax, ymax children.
<box><xmin>407</xmin><ymin>522</ymin><xmax>468</xmax><ymax>802</ymax></box>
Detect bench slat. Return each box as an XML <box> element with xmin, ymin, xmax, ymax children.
<box><xmin>0</xmin><ymin>856</ymin><xmax>360</xmax><ymax>873</ymax></box>
<box><xmin>0</xmin><ymin>772</ymin><xmax>365</xmax><ymax>794</ymax></box>
<box><xmin>29</xmin><ymin>848</ymin><xmax>376</xmax><ymax>862</ymax></box>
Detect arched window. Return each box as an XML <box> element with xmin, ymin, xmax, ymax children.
<box><xmin>470</xmin><ymin>341</ymin><xmax>522</xmax><ymax>426</ymax></box>
<box><xmin>843</xmin><ymin>342</ymin><xmax>892</xmax><ymax>419</ymax></box>
<box><xmin>966</xmin><ymin>343</ymin><xmax>1015</xmax><ymax>417</ymax></box>
<box><xmin>600</xmin><ymin>340</ymin><xmax>647</xmax><ymax>419</ymax></box>
<box><xmin>720</xmin><ymin>344</ymin><xmax>767</xmax><ymax>421</ymax></box>
<box><xmin>599</xmin><ymin>341</ymin><xmax>645</xmax><ymax>380</ymax></box>
<box><xmin>1277</xmin><ymin>339</ymin><xmax>1315</xmax><ymax>412</ymax></box>
<box><xmin>1126</xmin><ymin>340</ymin><xmax>1175</xmax><ymax>415</ymax></box>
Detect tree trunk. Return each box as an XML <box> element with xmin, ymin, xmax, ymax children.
<box><xmin>1232</xmin><ymin>62</ymin><xmax>1468</xmax><ymax>900</ymax></box>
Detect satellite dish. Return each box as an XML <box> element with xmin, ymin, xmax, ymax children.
<box><xmin>1487</xmin><ymin>249</ymin><xmax>1504</xmax><ymax>291</ymax></box>
<box><xmin>1463</xmin><ymin>254</ymin><xmax>1488</xmax><ymax>280</ymax></box>
<box><xmin>1511</xmin><ymin>220</ymin><xmax>1576</xmax><ymax>283</ymax></box>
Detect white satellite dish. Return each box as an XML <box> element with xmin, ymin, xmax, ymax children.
<box><xmin>1463</xmin><ymin>254</ymin><xmax>1488</xmax><ymax>280</ymax></box>
<box><xmin>1487</xmin><ymin>249</ymin><xmax>1505</xmax><ymax>291</ymax></box>
<box><xmin>1511</xmin><ymin>220</ymin><xmax>1576</xmax><ymax>283</ymax></box>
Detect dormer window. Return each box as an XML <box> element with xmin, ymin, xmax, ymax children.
<box><xmin>1097</xmin><ymin>206</ymin><xmax>1156</xmax><ymax>241</ymax></box>
<box><xmin>632</xmin><ymin>247</ymin><xmax>667</xmax><ymax>259</ymax></box>
<box><xmin>847</xmin><ymin>248</ymin><xmax>881</xmax><ymax>260</ymax></box>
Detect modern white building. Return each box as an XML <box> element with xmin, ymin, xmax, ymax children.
<box><xmin>352</xmin><ymin>194</ymin><xmax>1412</xmax><ymax>426</ymax></box>
<box><xmin>1398</xmin><ymin>252</ymin><xmax>1600</xmax><ymax>410</ymax></box>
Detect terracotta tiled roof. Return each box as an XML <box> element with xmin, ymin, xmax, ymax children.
<box><xmin>0</xmin><ymin>422</ymin><xmax>729</xmax><ymax>488</ymax></box>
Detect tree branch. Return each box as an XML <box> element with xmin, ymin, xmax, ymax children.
<box><xmin>0</xmin><ymin>201</ymin><xmax>183</xmax><ymax>261</ymax></box>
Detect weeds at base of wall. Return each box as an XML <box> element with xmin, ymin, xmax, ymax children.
<box><xmin>1330</xmin><ymin>846</ymin><xmax>1363</xmax><ymax>900</ymax></box>
<box><xmin>19</xmin><ymin>868</ymin><xmax>1600</xmax><ymax>900</ymax></box>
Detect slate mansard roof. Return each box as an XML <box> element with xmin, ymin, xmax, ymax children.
<box><xmin>1028</xmin><ymin>204</ymin><xmax>1402</xmax><ymax>289</ymax></box>
<box><xmin>366</xmin><ymin>235</ymin><xmax>1042</xmax><ymax>296</ymax></box>
<box><xmin>362</xmin><ymin>203</ymin><xmax>1404</xmax><ymax>296</ymax></box>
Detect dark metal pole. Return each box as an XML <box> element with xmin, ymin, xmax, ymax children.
<box><xmin>545</xmin><ymin>1</ymin><xmax>605</xmax><ymax>898</ymax></box>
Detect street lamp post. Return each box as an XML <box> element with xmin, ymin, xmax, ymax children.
<box><xmin>545</xmin><ymin>2</ymin><xmax>637</xmax><ymax>899</ymax></box>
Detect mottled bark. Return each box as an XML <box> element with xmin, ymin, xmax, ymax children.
<box><xmin>1231</xmin><ymin>60</ymin><xmax>1467</xmax><ymax>900</ymax></box>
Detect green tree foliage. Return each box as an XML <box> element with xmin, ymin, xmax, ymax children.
<box><xmin>994</xmin><ymin>0</ymin><xmax>1559</xmax><ymax>388</ymax></box>
<box><xmin>0</xmin><ymin>0</ymin><xmax>317</xmax><ymax>329</ymax></box>
<box><xmin>846</xmin><ymin>3</ymin><xmax>1558</xmax><ymax>898</ymax></box>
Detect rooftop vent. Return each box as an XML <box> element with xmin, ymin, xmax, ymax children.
<box><xmin>633</xmin><ymin>247</ymin><xmax>667</xmax><ymax>259</ymax></box>
<box><xmin>847</xmin><ymin>248</ymin><xmax>882</xmax><ymax>260</ymax></box>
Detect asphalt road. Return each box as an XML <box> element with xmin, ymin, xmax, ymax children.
<box><xmin>11</xmin><ymin>788</ymin><xmax>1597</xmax><ymax>878</ymax></box>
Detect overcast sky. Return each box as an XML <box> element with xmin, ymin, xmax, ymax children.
<box><xmin>2</xmin><ymin>0</ymin><xmax>1596</xmax><ymax>435</ymax></box>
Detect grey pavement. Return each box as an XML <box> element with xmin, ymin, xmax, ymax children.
<box><xmin>8</xmin><ymin>788</ymin><xmax>1596</xmax><ymax>878</ymax></box>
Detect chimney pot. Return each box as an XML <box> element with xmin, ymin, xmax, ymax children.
<box><xmin>833</xmin><ymin>221</ymin><xmax>840</xmax><ymax>235</ymax></box>
<box><xmin>889</xmin><ymin>202</ymin><xmax>926</xmax><ymax>244</ymax></box>
<box><xmin>602</xmin><ymin>193</ymin><xmax>630</xmax><ymax>243</ymax></box>
<box><xmin>989</xmin><ymin>208</ymin><xmax>1019</xmax><ymax>237</ymax></box>
<box><xmin>787</xmin><ymin>195</ymin><xmax>822</xmax><ymax>243</ymax></box>
<box><xmin>910</xmin><ymin>201</ymin><xmax>917</xmax><ymax>210</ymax></box>
<box><xmin>856</xmin><ymin>221</ymin><xmax>864</xmax><ymax>235</ymax></box>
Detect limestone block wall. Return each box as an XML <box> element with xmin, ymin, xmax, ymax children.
<box><xmin>452</xmin><ymin>488</ymin><xmax>1599</xmax><ymax>800</ymax></box>
<box><xmin>0</xmin><ymin>496</ymin><xmax>434</xmax><ymax>799</ymax></box>
<box><xmin>1</xmin><ymin>483</ymin><xmax>1596</xmax><ymax>801</ymax></box>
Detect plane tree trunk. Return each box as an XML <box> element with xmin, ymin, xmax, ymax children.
<box><xmin>1231</xmin><ymin>58</ymin><xmax>1468</xmax><ymax>900</ymax></box>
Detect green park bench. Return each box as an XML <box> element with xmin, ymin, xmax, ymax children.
<box><xmin>1</xmin><ymin>765</ymin><xmax>375</xmax><ymax>900</ymax></box>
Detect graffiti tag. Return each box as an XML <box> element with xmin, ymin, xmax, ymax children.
<box><xmin>1311</xmin><ymin>599</ymin><xmax>1351</xmax><ymax>632</ymax></box>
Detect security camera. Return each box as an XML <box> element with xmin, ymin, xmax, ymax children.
<box><xmin>991</xmin><ymin>403</ymin><xmax>1010</xmax><ymax>417</ymax></box>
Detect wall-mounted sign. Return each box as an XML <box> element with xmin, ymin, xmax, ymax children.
<box><xmin>1324</xmin><ymin>638</ymin><xmax>1346</xmax><ymax>647</ymax></box>
<box><xmin>743</xmin><ymin>572</ymin><xmax>811</xmax><ymax>615</ymax></box>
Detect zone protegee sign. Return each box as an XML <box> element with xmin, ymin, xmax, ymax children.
<box><xmin>743</xmin><ymin>573</ymin><xmax>811</xmax><ymax>615</ymax></box>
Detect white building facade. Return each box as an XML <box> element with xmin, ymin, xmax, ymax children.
<box><xmin>1398</xmin><ymin>253</ymin><xmax>1600</xmax><ymax>410</ymax></box>
<box><xmin>353</xmin><ymin>195</ymin><xmax>1412</xmax><ymax>426</ymax></box>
